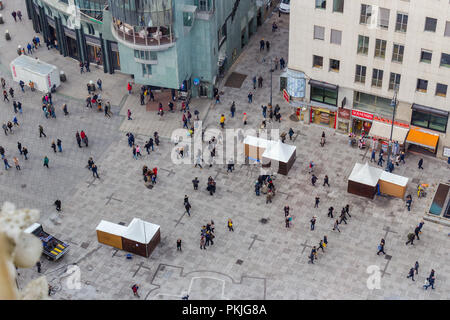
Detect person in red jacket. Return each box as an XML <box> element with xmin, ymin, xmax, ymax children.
<box><xmin>127</xmin><ymin>82</ymin><xmax>132</xmax><ymax>94</ymax></box>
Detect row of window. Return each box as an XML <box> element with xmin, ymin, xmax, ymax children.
<box><xmin>360</xmin><ymin>4</ymin><xmax>450</xmax><ymax>37</ymax></box>
<box><xmin>312</xmin><ymin>55</ymin><xmax>449</xmax><ymax>97</ymax></box>
<box><xmin>315</xmin><ymin>0</ymin><xmax>344</xmax><ymax>13</ymax></box>
<box><xmin>134</xmin><ymin>50</ymin><xmax>157</xmax><ymax>61</ymax></box>
<box><xmin>356</xmin><ymin>35</ymin><xmax>450</xmax><ymax>68</ymax></box>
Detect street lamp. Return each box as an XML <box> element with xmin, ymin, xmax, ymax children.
<box><xmin>386</xmin><ymin>86</ymin><xmax>398</xmax><ymax>171</ymax></box>
<box><xmin>269</xmin><ymin>68</ymin><xmax>274</xmax><ymax>106</ymax></box>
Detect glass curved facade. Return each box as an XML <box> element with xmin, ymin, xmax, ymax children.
<box><xmin>110</xmin><ymin>0</ymin><xmax>174</xmax><ymax>47</ymax></box>
<box><xmin>76</xmin><ymin>0</ymin><xmax>107</xmax><ymax>21</ymax></box>
<box><xmin>109</xmin><ymin>0</ymin><xmax>173</xmax><ymax>27</ymax></box>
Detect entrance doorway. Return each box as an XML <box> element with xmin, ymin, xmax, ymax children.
<box><xmin>199</xmin><ymin>82</ymin><xmax>208</xmax><ymax>97</ymax></box>
<box><xmin>241</xmin><ymin>27</ymin><xmax>246</xmax><ymax>49</ymax></box>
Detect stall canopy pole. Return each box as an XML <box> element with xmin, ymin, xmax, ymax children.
<box><xmin>386</xmin><ymin>87</ymin><xmax>398</xmax><ymax>171</ymax></box>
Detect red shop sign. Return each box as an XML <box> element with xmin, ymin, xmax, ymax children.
<box><xmin>351</xmin><ymin>109</ymin><xmax>374</xmax><ymax>120</ymax></box>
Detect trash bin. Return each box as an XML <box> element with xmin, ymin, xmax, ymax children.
<box><xmin>5</xmin><ymin>30</ymin><xmax>10</xmax><ymax>40</ymax></box>
<box><xmin>60</xmin><ymin>71</ymin><xmax>66</xmax><ymax>82</ymax></box>
<box><xmin>0</xmin><ymin>14</ymin><xmax>4</xmax><ymax>24</ymax></box>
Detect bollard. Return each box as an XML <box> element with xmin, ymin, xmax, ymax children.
<box><xmin>5</xmin><ymin>29</ymin><xmax>10</xmax><ymax>40</ymax></box>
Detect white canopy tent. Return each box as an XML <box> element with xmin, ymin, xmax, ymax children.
<box><xmin>368</xmin><ymin>121</ymin><xmax>409</xmax><ymax>144</ymax></box>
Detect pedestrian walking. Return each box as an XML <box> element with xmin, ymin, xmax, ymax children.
<box><xmin>418</xmin><ymin>158</ymin><xmax>424</xmax><ymax>170</ymax></box>
<box><xmin>252</xmin><ymin>76</ymin><xmax>257</xmax><ymax>89</ymax></box>
<box><xmin>345</xmin><ymin>204</ymin><xmax>351</xmax><ymax>218</ymax></box>
<box><xmin>328</xmin><ymin>207</ymin><xmax>334</xmax><ymax>218</ymax></box>
<box><xmin>323</xmin><ymin>175</ymin><xmax>330</xmax><ymax>187</ymax></box>
<box><xmin>314</xmin><ymin>196</ymin><xmax>320</xmax><ymax>208</ymax></box>
<box><xmin>51</xmin><ymin>141</ymin><xmax>57</xmax><ymax>153</ymax></box>
<box><xmin>318</xmin><ymin>240</ymin><xmax>325</xmax><ymax>252</ymax></box>
<box><xmin>12</xmin><ymin>11</ymin><xmax>17</xmax><ymax>22</ymax></box>
<box><xmin>127</xmin><ymin>82</ymin><xmax>132</xmax><ymax>94</ymax></box>
<box><xmin>200</xmin><ymin>236</ymin><xmax>206</xmax><ymax>250</ymax></box>
<box><xmin>339</xmin><ymin>210</ymin><xmax>347</xmax><ymax>225</ymax></box>
<box><xmin>284</xmin><ymin>205</ymin><xmax>290</xmax><ymax>216</ymax></box>
<box><xmin>311</xmin><ymin>174</ymin><xmax>317</xmax><ymax>186</ymax></box>
<box><xmin>220</xmin><ymin>114</ymin><xmax>225</xmax><ymax>129</ymax></box>
<box><xmin>39</xmin><ymin>125</ymin><xmax>46</xmax><ymax>138</ymax></box>
<box><xmin>323</xmin><ymin>235</ymin><xmax>328</xmax><ymax>248</ymax></box>
<box><xmin>3</xmin><ymin>90</ymin><xmax>9</xmax><ymax>102</ymax></box>
<box><xmin>406</xmin><ymin>267</ymin><xmax>415</xmax><ymax>281</ymax></box>
<box><xmin>36</xmin><ymin>262</ymin><xmax>41</xmax><ymax>273</ymax></box>
<box><xmin>22</xmin><ymin>147</ymin><xmax>28</xmax><ymax>160</ymax></box>
<box><xmin>3</xmin><ymin>158</ymin><xmax>11</xmax><ymax>170</ymax></box>
<box><xmin>285</xmin><ymin>215</ymin><xmax>291</xmax><ymax>228</ymax></box>
<box><xmin>266</xmin><ymin>189</ymin><xmax>273</xmax><ymax>204</ymax></box>
<box><xmin>43</xmin><ymin>156</ymin><xmax>49</xmax><ymax>168</ymax></box>
<box><xmin>405</xmin><ymin>232</ymin><xmax>415</xmax><ymax>245</ymax></box>
<box><xmin>259</xmin><ymin>39</ymin><xmax>265</xmax><ymax>51</ymax></box>
<box><xmin>184</xmin><ymin>199</ymin><xmax>191</xmax><ymax>217</ymax></box>
<box><xmin>131</xmin><ymin>284</ymin><xmax>140</xmax><ymax>297</ymax></box>
<box><xmin>97</xmin><ymin>79</ymin><xmax>102</xmax><ymax>91</ymax></box>
<box><xmin>423</xmin><ymin>272</ymin><xmax>436</xmax><ymax>290</ymax></box>
<box><xmin>127</xmin><ymin>109</ymin><xmax>132</xmax><ymax>120</ymax></box>
<box><xmin>247</xmin><ymin>92</ymin><xmax>253</xmax><ymax>103</ymax></box>
<box><xmin>54</xmin><ymin>199</ymin><xmax>61</xmax><ymax>212</ymax></box>
<box><xmin>414</xmin><ymin>261</ymin><xmax>419</xmax><ymax>275</ymax></box>
<box><xmin>288</xmin><ymin>128</ymin><xmax>294</xmax><ymax>140</ymax></box>
<box><xmin>228</xmin><ymin>219</ymin><xmax>234</xmax><ymax>231</ymax></box>
<box><xmin>333</xmin><ymin>219</ymin><xmax>340</xmax><ymax>232</ymax></box>
<box><xmin>230</xmin><ymin>101</ymin><xmax>236</xmax><ymax>118</ymax></box>
<box><xmin>308</xmin><ymin>247</ymin><xmax>317</xmax><ymax>264</ymax></box>
<box><xmin>414</xmin><ymin>226</ymin><xmax>421</xmax><ymax>240</ymax></box>
<box><xmin>377</xmin><ymin>239</ymin><xmax>386</xmax><ymax>255</ymax></box>
<box><xmin>177</xmin><ymin>239</ymin><xmax>182</xmax><ymax>251</ymax></box>
<box><xmin>192</xmin><ymin>177</ymin><xmax>199</xmax><ymax>190</ymax></box>
<box><xmin>92</xmin><ymin>164</ymin><xmax>99</xmax><ymax>178</ymax></box>
<box><xmin>243</xmin><ymin>113</ymin><xmax>248</xmax><ymax>125</ymax></box>
<box><xmin>310</xmin><ymin>216</ymin><xmax>316</xmax><ymax>231</ymax></box>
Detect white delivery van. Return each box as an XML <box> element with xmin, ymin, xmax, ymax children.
<box><xmin>10</xmin><ymin>55</ymin><xmax>61</xmax><ymax>92</ymax></box>
<box><xmin>279</xmin><ymin>0</ymin><xmax>290</xmax><ymax>13</ymax></box>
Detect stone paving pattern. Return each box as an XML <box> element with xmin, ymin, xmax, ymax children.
<box><xmin>1</xmin><ymin>2</ymin><xmax>449</xmax><ymax>300</ymax></box>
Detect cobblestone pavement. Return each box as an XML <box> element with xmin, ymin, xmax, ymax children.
<box><xmin>2</xmin><ymin>4</ymin><xmax>450</xmax><ymax>300</ymax></box>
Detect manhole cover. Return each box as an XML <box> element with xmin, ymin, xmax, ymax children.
<box><xmin>21</xmin><ymin>184</ymin><xmax>26</xmax><ymax>188</ymax></box>
<box><xmin>236</xmin><ymin>259</ymin><xmax>243</xmax><ymax>265</ymax></box>
<box><xmin>260</xmin><ymin>218</ymin><xmax>269</xmax><ymax>224</ymax></box>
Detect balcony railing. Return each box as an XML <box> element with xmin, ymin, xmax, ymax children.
<box><xmin>112</xmin><ymin>22</ymin><xmax>174</xmax><ymax>48</ymax></box>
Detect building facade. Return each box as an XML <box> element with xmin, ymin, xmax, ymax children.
<box><xmin>25</xmin><ymin>0</ymin><xmax>275</xmax><ymax>98</ymax></box>
<box><xmin>287</xmin><ymin>0</ymin><xmax>450</xmax><ymax>158</ymax></box>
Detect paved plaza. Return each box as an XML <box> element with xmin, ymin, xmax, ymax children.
<box><xmin>0</xmin><ymin>3</ymin><xmax>449</xmax><ymax>300</ymax></box>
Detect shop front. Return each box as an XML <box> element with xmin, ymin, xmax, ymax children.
<box><xmin>308</xmin><ymin>79</ymin><xmax>338</xmax><ymax>129</ymax></box>
<box><xmin>351</xmin><ymin>109</ymin><xmax>373</xmax><ymax>135</ymax></box>
<box><xmin>85</xmin><ymin>35</ymin><xmax>103</xmax><ymax>66</ymax></box>
<box><xmin>337</xmin><ymin>107</ymin><xmax>351</xmax><ymax>133</ymax></box>
<box><xmin>368</xmin><ymin>118</ymin><xmax>410</xmax><ymax>153</ymax></box>
<box><xmin>405</xmin><ymin>128</ymin><xmax>440</xmax><ymax>156</ymax></box>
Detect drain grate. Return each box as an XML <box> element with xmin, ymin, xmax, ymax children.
<box><xmin>80</xmin><ymin>242</ymin><xmax>90</xmax><ymax>249</ymax></box>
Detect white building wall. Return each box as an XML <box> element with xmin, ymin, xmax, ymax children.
<box><xmin>289</xmin><ymin>0</ymin><xmax>450</xmax><ymax>117</ymax></box>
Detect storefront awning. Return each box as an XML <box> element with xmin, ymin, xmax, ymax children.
<box><xmin>368</xmin><ymin>121</ymin><xmax>409</xmax><ymax>144</ymax></box>
<box><xmin>308</xmin><ymin>79</ymin><xmax>338</xmax><ymax>91</ymax></box>
<box><xmin>406</xmin><ymin>128</ymin><xmax>439</xmax><ymax>150</ymax></box>
<box><xmin>412</xmin><ymin>103</ymin><xmax>449</xmax><ymax>117</ymax></box>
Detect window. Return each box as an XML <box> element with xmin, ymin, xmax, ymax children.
<box><xmin>436</xmin><ymin>83</ymin><xmax>448</xmax><ymax>97</ymax></box>
<box><xmin>218</xmin><ymin>23</ymin><xmax>227</xmax><ymax>48</ymax></box>
<box><xmin>424</xmin><ymin>17</ymin><xmax>437</xmax><ymax>32</ymax></box>
<box><xmin>310</xmin><ymin>85</ymin><xmax>338</xmax><ymax>106</ymax></box>
<box><xmin>195</xmin><ymin>0</ymin><xmax>214</xmax><ymax>11</ymax></box>
<box><xmin>134</xmin><ymin>50</ymin><xmax>157</xmax><ymax>61</ymax></box>
<box><xmin>313</xmin><ymin>55</ymin><xmax>323</xmax><ymax>68</ymax></box>
<box><xmin>374</xmin><ymin>39</ymin><xmax>387</xmax><ymax>59</ymax></box>
<box><xmin>445</xmin><ymin>21</ymin><xmax>450</xmax><ymax>37</ymax></box>
<box><xmin>392</xmin><ymin>44</ymin><xmax>404</xmax><ymax>63</ymax></box>
<box><xmin>315</xmin><ymin>0</ymin><xmax>326</xmax><ymax>9</ymax></box>
<box><xmin>333</xmin><ymin>0</ymin><xmax>344</xmax><ymax>13</ymax></box>
<box><xmin>389</xmin><ymin>73</ymin><xmax>401</xmax><ymax>90</ymax></box>
<box><xmin>416</xmin><ymin>79</ymin><xmax>428</xmax><ymax>92</ymax></box>
<box><xmin>357</xmin><ymin>35</ymin><xmax>369</xmax><ymax>55</ymax></box>
<box><xmin>420</xmin><ymin>50</ymin><xmax>432</xmax><ymax>63</ymax></box>
<box><xmin>183</xmin><ymin>12</ymin><xmax>194</xmax><ymax>27</ymax></box>
<box><xmin>142</xmin><ymin>64</ymin><xmax>152</xmax><ymax>77</ymax></box>
<box><xmin>355</xmin><ymin>65</ymin><xmax>366</xmax><ymax>83</ymax></box>
<box><xmin>360</xmin><ymin>4</ymin><xmax>372</xmax><ymax>24</ymax></box>
<box><xmin>329</xmin><ymin>59</ymin><xmax>340</xmax><ymax>72</ymax></box>
<box><xmin>371</xmin><ymin>69</ymin><xmax>383</xmax><ymax>87</ymax></box>
<box><xmin>411</xmin><ymin>111</ymin><xmax>448</xmax><ymax>133</ymax></box>
<box><xmin>440</xmin><ymin>53</ymin><xmax>450</xmax><ymax>68</ymax></box>
<box><xmin>395</xmin><ymin>13</ymin><xmax>408</xmax><ymax>32</ymax></box>
<box><xmin>378</xmin><ymin>8</ymin><xmax>390</xmax><ymax>29</ymax></box>
<box><xmin>314</xmin><ymin>25</ymin><xmax>325</xmax><ymax>40</ymax></box>
<box><xmin>354</xmin><ymin>91</ymin><xmax>393</xmax><ymax>116</ymax></box>
<box><xmin>330</xmin><ymin>29</ymin><xmax>342</xmax><ymax>45</ymax></box>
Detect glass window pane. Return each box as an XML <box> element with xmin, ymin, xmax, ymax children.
<box><xmin>425</xmin><ymin>17</ymin><xmax>437</xmax><ymax>32</ymax></box>
<box><xmin>333</xmin><ymin>0</ymin><xmax>344</xmax><ymax>13</ymax></box>
<box><xmin>411</xmin><ymin>111</ymin><xmax>430</xmax><ymax>128</ymax></box>
<box><xmin>311</xmin><ymin>86</ymin><xmax>324</xmax><ymax>102</ymax></box>
<box><xmin>429</xmin><ymin>114</ymin><xmax>448</xmax><ymax>132</ymax></box>
<box><xmin>440</xmin><ymin>53</ymin><xmax>450</xmax><ymax>67</ymax></box>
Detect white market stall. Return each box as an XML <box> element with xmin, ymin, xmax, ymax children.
<box><xmin>347</xmin><ymin>162</ymin><xmax>409</xmax><ymax>199</ymax></box>
<box><xmin>243</xmin><ymin>136</ymin><xmax>296</xmax><ymax>175</ymax></box>
<box><xmin>10</xmin><ymin>55</ymin><xmax>60</xmax><ymax>92</ymax></box>
<box><xmin>96</xmin><ymin>218</ymin><xmax>160</xmax><ymax>258</ymax></box>
<box><xmin>368</xmin><ymin>120</ymin><xmax>410</xmax><ymax>145</ymax></box>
